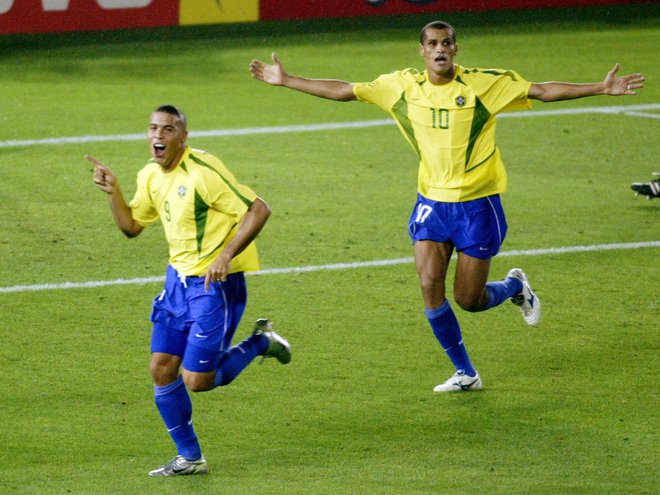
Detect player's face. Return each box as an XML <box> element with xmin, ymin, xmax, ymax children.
<box><xmin>147</xmin><ymin>111</ymin><xmax>188</xmax><ymax>171</ymax></box>
<box><xmin>419</xmin><ymin>27</ymin><xmax>457</xmax><ymax>81</ymax></box>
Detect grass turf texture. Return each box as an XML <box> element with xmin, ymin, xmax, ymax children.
<box><xmin>1</xmin><ymin>6</ymin><xmax>658</xmax><ymax>494</ymax></box>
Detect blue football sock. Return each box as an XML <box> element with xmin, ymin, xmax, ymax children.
<box><xmin>483</xmin><ymin>276</ymin><xmax>523</xmax><ymax>310</ymax></box>
<box><xmin>213</xmin><ymin>333</ymin><xmax>269</xmax><ymax>388</ymax></box>
<box><xmin>154</xmin><ymin>375</ymin><xmax>201</xmax><ymax>461</ymax></box>
<box><xmin>425</xmin><ymin>300</ymin><xmax>476</xmax><ymax>377</ymax></box>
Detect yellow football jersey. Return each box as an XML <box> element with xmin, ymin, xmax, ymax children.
<box><xmin>129</xmin><ymin>147</ymin><xmax>260</xmax><ymax>276</ymax></box>
<box><xmin>354</xmin><ymin>66</ymin><xmax>532</xmax><ymax>202</ymax></box>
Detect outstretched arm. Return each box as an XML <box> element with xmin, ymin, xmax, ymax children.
<box><xmin>87</xmin><ymin>154</ymin><xmax>143</xmax><ymax>238</ymax></box>
<box><xmin>204</xmin><ymin>197</ymin><xmax>271</xmax><ymax>291</ymax></box>
<box><xmin>250</xmin><ymin>52</ymin><xmax>356</xmax><ymax>102</ymax></box>
<box><xmin>529</xmin><ymin>64</ymin><xmax>645</xmax><ymax>102</ymax></box>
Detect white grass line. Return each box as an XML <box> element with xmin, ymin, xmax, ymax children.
<box><xmin>497</xmin><ymin>103</ymin><xmax>660</xmax><ymax>119</ymax></box>
<box><xmin>1</xmin><ymin>241</ymin><xmax>658</xmax><ymax>294</ymax></box>
<box><xmin>1</xmin><ymin>104</ymin><xmax>659</xmax><ymax>149</ymax></box>
<box><xmin>623</xmin><ymin>111</ymin><xmax>660</xmax><ymax>120</ymax></box>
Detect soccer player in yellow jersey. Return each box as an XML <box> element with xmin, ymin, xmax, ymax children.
<box><xmin>88</xmin><ymin>105</ymin><xmax>292</xmax><ymax>476</ymax></box>
<box><xmin>250</xmin><ymin>21</ymin><xmax>644</xmax><ymax>392</ymax></box>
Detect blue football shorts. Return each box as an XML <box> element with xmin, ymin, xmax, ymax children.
<box><xmin>150</xmin><ymin>265</ymin><xmax>247</xmax><ymax>373</ymax></box>
<box><xmin>407</xmin><ymin>193</ymin><xmax>508</xmax><ymax>259</ymax></box>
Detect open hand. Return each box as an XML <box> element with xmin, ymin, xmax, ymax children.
<box><xmin>603</xmin><ymin>63</ymin><xmax>645</xmax><ymax>95</ymax></box>
<box><xmin>250</xmin><ymin>52</ymin><xmax>286</xmax><ymax>86</ymax></box>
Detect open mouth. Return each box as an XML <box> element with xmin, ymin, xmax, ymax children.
<box><xmin>435</xmin><ymin>55</ymin><xmax>447</xmax><ymax>63</ymax></box>
<box><xmin>153</xmin><ymin>143</ymin><xmax>166</xmax><ymax>158</ymax></box>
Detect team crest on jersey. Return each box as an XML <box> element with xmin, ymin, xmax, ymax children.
<box><xmin>455</xmin><ymin>96</ymin><xmax>466</xmax><ymax>107</ymax></box>
<box><xmin>178</xmin><ymin>186</ymin><xmax>187</xmax><ymax>198</ymax></box>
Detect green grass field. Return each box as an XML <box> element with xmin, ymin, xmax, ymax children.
<box><xmin>1</xmin><ymin>6</ymin><xmax>658</xmax><ymax>494</ymax></box>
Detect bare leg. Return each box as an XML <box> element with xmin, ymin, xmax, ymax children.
<box><xmin>453</xmin><ymin>252</ymin><xmax>492</xmax><ymax>312</ymax></box>
<box><xmin>414</xmin><ymin>239</ymin><xmax>453</xmax><ymax>309</ymax></box>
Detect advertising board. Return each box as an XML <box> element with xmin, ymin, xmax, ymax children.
<box><xmin>259</xmin><ymin>0</ymin><xmax>646</xmax><ymax>20</ymax></box>
<box><xmin>0</xmin><ymin>0</ymin><xmax>645</xmax><ymax>35</ymax></box>
<box><xmin>0</xmin><ymin>0</ymin><xmax>179</xmax><ymax>34</ymax></box>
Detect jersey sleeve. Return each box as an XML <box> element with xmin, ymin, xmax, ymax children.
<box><xmin>210</xmin><ymin>179</ymin><xmax>257</xmax><ymax>219</ymax></box>
<box><xmin>353</xmin><ymin>71</ymin><xmax>407</xmax><ymax>111</ymax></box>
<box><xmin>474</xmin><ymin>69</ymin><xmax>532</xmax><ymax>114</ymax></box>
<box><xmin>128</xmin><ymin>166</ymin><xmax>159</xmax><ymax>226</ymax></box>
<box><xmin>195</xmin><ymin>154</ymin><xmax>257</xmax><ymax>219</ymax></box>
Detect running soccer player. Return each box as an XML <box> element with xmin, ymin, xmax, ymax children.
<box><xmin>249</xmin><ymin>21</ymin><xmax>644</xmax><ymax>392</ymax></box>
<box><xmin>88</xmin><ymin>105</ymin><xmax>291</xmax><ymax>476</ymax></box>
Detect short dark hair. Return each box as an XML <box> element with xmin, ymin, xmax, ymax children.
<box><xmin>420</xmin><ymin>21</ymin><xmax>456</xmax><ymax>44</ymax></box>
<box><xmin>154</xmin><ymin>104</ymin><xmax>187</xmax><ymax>129</ymax></box>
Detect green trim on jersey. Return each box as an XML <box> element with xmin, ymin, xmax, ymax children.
<box><xmin>129</xmin><ymin>147</ymin><xmax>260</xmax><ymax>276</ymax></box>
<box><xmin>194</xmin><ymin>190</ymin><xmax>209</xmax><ymax>254</ymax></box>
<box><xmin>465</xmin><ymin>96</ymin><xmax>492</xmax><ymax>171</ymax></box>
<box><xmin>463</xmin><ymin>68</ymin><xmax>520</xmax><ymax>81</ymax></box>
<box><xmin>353</xmin><ymin>65</ymin><xmax>532</xmax><ymax>202</ymax></box>
<box><xmin>465</xmin><ymin>147</ymin><xmax>497</xmax><ymax>174</ymax></box>
<box><xmin>189</xmin><ymin>153</ymin><xmax>253</xmax><ymax>207</ymax></box>
<box><xmin>391</xmin><ymin>93</ymin><xmax>421</xmax><ymax>158</ymax></box>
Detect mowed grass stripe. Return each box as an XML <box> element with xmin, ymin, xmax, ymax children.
<box><xmin>2</xmin><ymin>240</ymin><xmax>658</xmax><ymax>293</ymax></box>
<box><xmin>0</xmin><ymin>103</ymin><xmax>658</xmax><ymax>149</ymax></box>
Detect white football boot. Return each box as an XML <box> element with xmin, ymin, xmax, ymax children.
<box><xmin>148</xmin><ymin>455</ymin><xmax>207</xmax><ymax>477</ymax></box>
<box><xmin>253</xmin><ymin>318</ymin><xmax>291</xmax><ymax>364</ymax></box>
<box><xmin>433</xmin><ymin>370</ymin><xmax>483</xmax><ymax>393</ymax></box>
<box><xmin>507</xmin><ymin>268</ymin><xmax>541</xmax><ymax>326</ymax></box>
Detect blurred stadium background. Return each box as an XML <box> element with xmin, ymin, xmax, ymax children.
<box><xmin>1</xmin><ymin>1</ymin><xmax>658</xmax><ymax>494</ymax></box>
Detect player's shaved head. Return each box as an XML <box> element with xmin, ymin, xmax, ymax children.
<box><xmin>154</xmin><ymin>105</ymin><xmax>187</xmax><ymax>130</ymax></box>
<box><xmin>420</xmin><ymin>21</ymin><xmax>456</xmax><ymax>44</ymax></box>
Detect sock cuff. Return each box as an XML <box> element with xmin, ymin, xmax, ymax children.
<box><xmin>424</xmin><ymin>300</ymin><xmax>451</xmax><ymax>320</ymax></box>
<box><xmin>154</xmin><ymin>375</ymin><xmax>184</xmax><ymax>397</ymax></box>
<box><xmin>505</xmin><ymin>276</ymin><xmax>524</xmax><ymax>296</ymax></box>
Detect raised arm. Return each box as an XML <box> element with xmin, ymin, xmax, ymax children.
<box><xmin>250</xmin><ymin>52</ymin><xmax>356</xmax><ymax>102</ymax></box>
<box><xmin>87</xmin><ymin>154</ymin><xmax>144</xmax><ymax>238</ymax></box>
<box><xmin>528</xmin><ymin>63</ymin><xmax>645</xmax><ymax>102</ymax></box>
<box><xmin>204</xmin><ymin>197</ymin><xmax>272</xmax><ymax>290</ymax></box>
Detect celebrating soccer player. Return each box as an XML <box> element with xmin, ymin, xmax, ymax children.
<box><xmin>249</xmin><ymin>21</ymin><xmax>644</xmax><ymax>392</ymax></box>
<box><xmin>88</xmin><ymin>105</ymin><xmax>292</xmax><ymax>475</ymax></box>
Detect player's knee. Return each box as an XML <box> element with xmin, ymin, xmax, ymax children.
<box><xmin>186</xmin><ymin>382</ymin><xmax>211</xmax><ymax>393</ymax></box>
<box><xmin>182</xmin><ymin>371</ymin><xmax>214</xmax><ymax>392</ymax></box>
<box><xmin>150</xmin><ymin>366</ymin><xmax>178</xmax><ymax>386</ymax></box>
<box><xmin>418</xmin><ymin>273</ymin><xmax>444</xmax><ymax>298</ymax></box>
<box><xmin>454</xmin><ymin>292</ymin><xmax>483</xmax><ymax>312</ymax></box>
<box><xmin>149</xmin><ymin>357</ymin><xmax>179</xmax><ymax>386</ymax></box>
